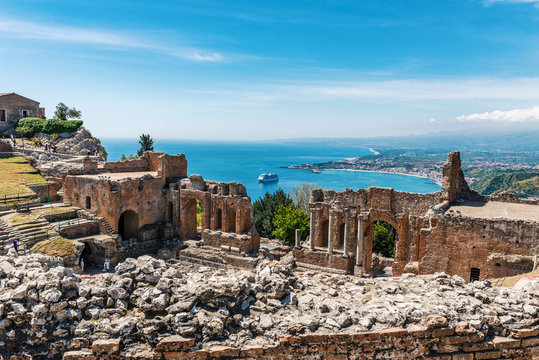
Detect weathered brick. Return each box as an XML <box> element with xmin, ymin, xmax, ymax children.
<box><xmin>407</xmin><ymin>324</ymin><xmax>429</xmax><ymax>338</ymax></box>
<box><xmin>156</xmin><ymin>335</ymin><xmax>195</xmax><ymax>352</ymax></box>
<box><xmin>442</xmin><ymin>336</ymin><xmax>471</xmax><ymax>345</ymax></box>
<box><xmin>164</xmin><ymin>350</ymin><xmax>207</xmax><ymax>360</ymax></box>
<box><xmin>511</xmin><ymin>329</ymin><xmax>539</xmax><ymax>339</ymax></box>
<box><xmin>352</xmin><ymin>331</ymin><xmax>380</xmax><ymax>342</ymax></box>
<box><xmin>208</xmin><ymin>346</ymin><xmax>240</xmax><ymax>358</ymax></box>
<box><xmin>68</xmin><ymin>337</ymin><xmax>90</xmax><ymax>350</ymax></box>
<box><xmin>380</xmin><ymin>328</ymin><xmax>408</xmax><ymax>338</ymax></box>
<box><xmin>492</xmin><ymin>336</ymin><xmax>521</xmax><ymax>350</ymax></box>
<box><xmin>130</xmin><ymin>350</ymin><xmax>163</xmax><ymax>360</ymax></box>
<box><xmin>431</xmin><ymin>327</ymin><xmax>455</xmax><ymax>338</ymax></box>
<box><xmin>522</xmin><ymin>336</ymin><xmax>539</xmax><ymax>347</ymax></box>
<box><xmin>240</xmin><ymin>345</ymin><xmax>264</xmax><ymax>357</ymax></box>
<box><xmin>91</xmin><ymin>339</ymin><xmax>121</xmax><ymax>354</ymax></box>
<box><xmin>474</xmin><ymin>350</ymin><xmax>502</xmax><ymax>359</ymax></box>
<box><xmin>62</xmin><ymin>351</ymin><xmax>96</xmax><ymax>360</ymax></box>
<box><xmin>451</xmin><ymin>352</ymin><xmax>474</xmax><ymax>360</ymax></box>
<box><xmin>462</xmin><ymin>341</ymin><xmax>495</xmax><ymax>352</ymax></box>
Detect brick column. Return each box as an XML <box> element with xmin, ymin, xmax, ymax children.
<box><xmin>222</xmin><ymin>198</ymin><xmax>227</xmax><ymax>232</ymax></box>
<box><xmin>328</xmin><ymin>210</ymin><xmax>334</xmax><ymax>254</ymax></box>
<box><xmin>309</xmin><ymin>209</ymin><xmax>315</xmax><ymax>250</ymax></box>
<box><xmin>343</xmin><ymin>209</ymin><xmax>350</xmax><ymax>256</ymax></box>
<box><xmin>356</xmin><ymin>215</ymin><xmax>364</xmax><ymax>266</ymax></box>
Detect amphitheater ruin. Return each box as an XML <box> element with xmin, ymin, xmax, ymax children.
<box><xmin>56</xmin><ymin>149</ymin><xmax>539</xmax><ymax>282</ymax></box>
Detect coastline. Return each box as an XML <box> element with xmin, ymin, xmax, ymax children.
<box><xmin>369</xmin><ymin>147</ymin><xmax>380</xmax><ymax>156</ymax></box>
<box><xmin>303</xmin><ymin>167</ymin><xmax>442</xmax><ymax>186</ymax></box>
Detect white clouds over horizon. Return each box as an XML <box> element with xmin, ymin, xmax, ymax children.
<box><xmin>0</xmin><ymin>18</ymin><xmax>225</xmax><ymax>62</ymax></box>
<box><xmin>455</xmin><ymin>106</ymin><xmax>539</xmax><ymax>122</ymax></box>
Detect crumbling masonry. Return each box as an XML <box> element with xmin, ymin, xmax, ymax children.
<box><xmin>62</xmin><ymin>152</ymin><xmax>259</xmax><ymax>265</ymax></box>
<box><xmin>295</xmin><ymin>151</ymin><xmax>538</xmax><ymax>281</ymax></box>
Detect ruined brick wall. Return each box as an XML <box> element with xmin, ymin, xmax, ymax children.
<box><xmin>420</xmin><ymin>214</ymin><xmax>539</xmax><ymax>281</ymax></box>
<box><xmin>0</xmin><ymin>93</ymin><xmax>42</xmax><ymax>134</ymax></box>
<box><xmin>63</xmin><ymin>323</ymin><xmax>539</xmax><ymax>360</ymax></box>
<box><xmin>440</xmin><ymin>151</ymin><xmax>483</xmax><ymax>204</ymax></box>
<box><xmin>63</xmin><ymin>174</ymin><xmax>168</xmax><ymax>237</ymax></box>
<box><xmin>102</xmin><ymin>156</ymin><xmax>150</xmax><ymax>173</ymax></box>
<box><xmin>178</xmin><ymin>175</ymin><xmax>259</xmax><ymax>253</ymax></box>
<box><xmin>0</xmin><ymin>140</ymin><xmax>13</xmax><ymax>152</ymax></box>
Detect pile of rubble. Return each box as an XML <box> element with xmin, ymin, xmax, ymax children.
<box><xmin>0</xmin><ymin>251</ymin><xmax>537</xmax><ymax>358</ymax></box>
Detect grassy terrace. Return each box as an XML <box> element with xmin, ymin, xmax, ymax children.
<box><xmin>0</xmin><ymin>156</ymin><xmax>47</xmax><ymax>198</ymax></box>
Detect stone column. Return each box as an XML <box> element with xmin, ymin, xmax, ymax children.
<box><xmin>309</xmin><ymin>209</ymin><xmax>315</xmax><ymax>250</ymax></box>
<box><xmin>295</xmin><ymin>229</ymin><xmax>301</xmax><ymax>247</ymax></box>
<box><xmin>343</xmin><ymin>210</ymin><xmax>350</xmax><ymax>256</ymax></box>
<box><xmin>356</xmin><ymin>215</ymin><xmax>364</xmax><ymax>266</ymax></box>
<box><xmin>235</xmin><ymin>200</ymin><xmax>242</xmax><ymax>234</ymax></box>
<box><xmin>328</xmin><ymin>210</ymin><xmax>334</xmax><ymax>254</ymax></box>
<box><xmin>222</xmin><ymin>198</ymin><xmax>227</xmax><ymax>232</ymax></box>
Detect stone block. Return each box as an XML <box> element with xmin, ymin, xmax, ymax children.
<box><xmin>474</xmin><ymin>350</ymin><xmax>502</xmax><ymax>359</ymax></box>
<box><xmin>208</xmin><ymin>346</ymin><xmax>240</xmax><ymax>358</ymax></box>
<box><xmin>156</xmin><ymin>335</ymin><xmax>195</xmax><ymax>352</ymax></box>
<box><xmin>451</xmin><ymin>353</ymin><xmax>474</xmax><ymax>360</ymax></box>
<box><xmin>426</xmin><ymin>315</ymin><xmax>448</xmax><ymax>329</ymax></box>
<box><xmin>512</xmin><ymin>329</ymin><xmax>539</xmax><ymax>339</ymax></box>
<box><xmin>522</xmin><ymin>336</ymin><xmax>539</xmax><ymax>347</ymax></box>
<box><xmin>240</xmin><ymin>345</ymin><xmax>264</xmax><ymax>357</ymax></box>
<box><xmin>380</xmin><ymin>327</ymin><xmax>408</xmax><ymax>338</ymax></box>
<box><xmin>62</xmin><ymin>351</ymin><xmax>96</xmax><ymax>360</ymax></box>
<box><xmin>92</xmin><ymin>339</ymin><xmax>121</xmax><ymax>354</ymax></box>
<box><xmin>491</xmin><ymin>336</ymin><xmax>521</xmax><ymax>350</ymax></box>
<box><xmin>68</xmin><ymin>337</ymin><xmax>90</xmax><ymax>350</ymax></box>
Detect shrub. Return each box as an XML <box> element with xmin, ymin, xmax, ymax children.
<box><xmin>15</xmin><ymin>118</ymin><xmax>83</xmax><ymax>135</ymax></box>
<box><xmin>253</xmin><ymin>189</ymin><xmax>294</xmax><ymax>238</ymax></box>
<box><xmin>272</xmin><ymin>204</ymin><xmax>310</xmax><ymax>245</ymax></box>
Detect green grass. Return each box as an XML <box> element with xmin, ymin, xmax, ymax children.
<box><xmin>32</xmin><ymin>236</ymin><xmax>76</xmax><ymax>258</ymax></box>
<box><xmin>0</xmin><ymin>157</ymin><xmax>46</xmax><ymax>198</ymax></box>
<box><xmin>10</xmin><ymin>214</ymin><xmax>35</xmax><ymax>224</ymax></box>
<box><xmin>32</xmin><ymin>206</ymin><xmax>74</xmax><ymax>216</ymax></box>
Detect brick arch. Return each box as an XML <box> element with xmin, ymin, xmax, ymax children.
<box><xmin>362</xmin><ymin>210</ymin><xmax>408</xmax><ymax>275</ymax></box>
<box><xmin>179</xmin><ymin>193</ymin><xmax>211</xmax><ymax>239</ymax></box>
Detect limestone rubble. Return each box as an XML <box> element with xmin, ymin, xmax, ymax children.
<box><xmin>0</xmin><ymin>251</ymin><xmax>537</xmax><ymax>358</ymax></box>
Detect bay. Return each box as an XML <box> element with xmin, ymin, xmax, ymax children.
<box><xmin>100</xmin><ymin>138</ymin><xmax>441</xmax><ymax>200</ymax></box>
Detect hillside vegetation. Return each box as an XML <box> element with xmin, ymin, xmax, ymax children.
<box><xmin>466</xmin><ymin>168</ymin><xmax>539</xmax><ymax>198</ymax></box>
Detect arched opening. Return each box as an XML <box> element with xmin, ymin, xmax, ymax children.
<box><xmin>320</xmin><ymin>220</ymin><xmax>329</xmax><ymax>247</ymax></box>
<box><xmin>183</xmin><ymin>198</ymin><xmax>198</xmax><ymax>239</ymax></box>
<box><xmin>338</xmin><ymin>223</ymin><xmax>345</xmax><ymax>250</ymax></box>
<box><xmin>196</xmin><ymin>200</ymin><xmax>204</xmax><ymax>235</ymax></box>
<box><xmin>118</xmin><ymin>210</ymin><xmax>139</xmax><ymax>241</ymax></box>
<box><xmin>371</xmin><ymin>220</ymin><xmax>397</xmax><ymax>277</ymax></box>
<box><xmin>227</xmin><ymin>207</ymin><xmax>236</xmax><ymax>233</ymax></box>
<box><xmin>470</xmin><ymin>267</ymin><xmax>481</xmax><ymax>282</ymax></box>
<box><xmin>215</xmin><ymin>208</ymin><xmax>223</xmax><ymax>230</ymax></box>
<box><xmin>166</xmin><ymin>202</ymin><xmax>173</xmax><ymax>223</ymax></box>
<box><xmin>85</xmin><ymin>196</ymin><xmax>91</xmax><ymax>209</ymax></box>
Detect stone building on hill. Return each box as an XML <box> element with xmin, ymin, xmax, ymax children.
<box><xmin>0</xmin><ymin>92</ymin><xmax>45</xmax><ymax>135</ymax></box>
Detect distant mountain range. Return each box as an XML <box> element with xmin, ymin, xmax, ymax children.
<box><xmin>281</xmin><ymin>128</ymin><xmax>539</xmax><ymax>153</ymax></box>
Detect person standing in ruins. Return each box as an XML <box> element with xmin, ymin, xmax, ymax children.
<box><xmin>12</xmin><ymin>239</ymin><xmax>18</xmax><ymax>254</ymax></box>
<box><xmin>80</xmin><ymin>258</ymin><xmax>84</xmax><ymax>273</ymax></box>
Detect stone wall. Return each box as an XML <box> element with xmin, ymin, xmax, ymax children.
<box><xmin>0</xmin><ymin>139</ymin><xmax>13</xmax><ymax>152</ymax></box>
<box><xmin>62</xmin><ymin>321</ymin><xmax>539</xmax><ymax>360</ymax></box>
<box><xmin>420</xmin><ymin>214</ymin><xmax>539</xmax><ymax>281</ymax></box>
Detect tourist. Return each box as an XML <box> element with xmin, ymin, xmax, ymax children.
<box><xmin>104</xmin><ymin>259</ymin><xmax>110</xmax><ymax>272</ymax></box>
<box><xmin>21</xmin><ymin>139</ymin><xmax>24</xmax><ymax>148</ymax></box>
<box><xmin>80</xmin><ymin>258</ymin><xmax>84</xmax><ymax>273</ymax></box>
<box><xmin>12</xmin><ymin>239</ymin><xmax>18</xmax><ymax>254</ymax></box>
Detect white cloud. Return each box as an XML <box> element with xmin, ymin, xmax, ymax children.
<box><xmin>0</xmin><ymin>18</ymin><xmax>226</xmax><ymax>62</ymax></box>
<box><xmin>455</xmin><ymin>106</ymin><xmax>539</xmax><ymax>122</ymax></box>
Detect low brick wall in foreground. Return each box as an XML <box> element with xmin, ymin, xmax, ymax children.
<box><xmin>57</xmin><ymin>316</ymin><xmax>539</xmax><ymax>360</ymax></box>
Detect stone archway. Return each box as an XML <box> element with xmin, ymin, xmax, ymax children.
<box><xmin>363</xmin><ymin>213</ymin><xmax>404</xmax><ymax>276</ymax></box>
<box><xmin>118</xmin><ymin>210</ymin><xmax>139</xmax><ymax>241</ymax></box>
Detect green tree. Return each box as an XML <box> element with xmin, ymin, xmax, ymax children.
<box><xmin>373</xmin><ymin>221</ymin><xmax>396</xmax><ymax>257</ymax></box>
<box><xmin>120</xmin><ymin>154</ymin><xmax>139</xmax><ymax>161</ymax></box>
<box><xmin>137</xmin><ymin>134</ymin><xmax>154</xmax><ymax>157</ymax></box>
<box><xmin>54</xmin><ymin>102</ymin><xmax>82</xmax><ymax>120</ymax></box>
<box><xmin>253</xmin><ymin>188</ymin><xmax>294</xmax><ymax>238</ymax></box>
<box><xmin>272</xmin><ymin>204</ymin><xmax>310</xmax><ymax>245</ymax></box>
<box><xmin>289</xmin><ymin>183</ymin><xmax>317</xmax><ymax>211</ymax></box>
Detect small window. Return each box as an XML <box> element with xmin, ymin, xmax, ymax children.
<box><xmin>470</xmin><ymin>267</ymin><xmax>481</xmax><ymax>282</ymax></box>
<box><xmin>85</xmin><ymin>196</ymin><xmax>91</xmax><ymax>209</ymax></box>
<box><xmin>0</xmin><ymin>109</ymin><xmax>6</xmax><ymax>122</ymax></box>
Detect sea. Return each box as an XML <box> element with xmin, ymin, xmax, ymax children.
<box><xmin>100</xmin><ymin>139</ymin><xmax>441</xmax><ymax>201</ymax></box>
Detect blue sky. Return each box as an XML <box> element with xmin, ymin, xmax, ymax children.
<box><xmin>1</xmin><ymin>0</ymin><xmax>539</xmax><ymax>139</ymax></box>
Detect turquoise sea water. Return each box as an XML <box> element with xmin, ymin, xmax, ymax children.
<box><xmin>100</xmin><ymin>139</ymin><xmax>441</xmax><ymax>200</ymax></box>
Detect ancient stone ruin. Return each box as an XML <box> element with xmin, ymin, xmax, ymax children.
<box><xmin>61</xmin><ymin>152</ymin><xmax>259</xmax><ymax>267</ymax></box>
<box><xmin>295</xmin><ymin>151</ymin><xmax>538</xmax><ymax>281</ymax></box>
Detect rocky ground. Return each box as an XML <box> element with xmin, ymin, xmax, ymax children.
<box><xmin>21</xmin><ymin>127</ymin><xmax>108</xmax><ymax>177</ymax></box>
<box><xmin>0</xmin><ymin>251</ymin><xmax>538</xmax><ymax>359</ymax></box>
